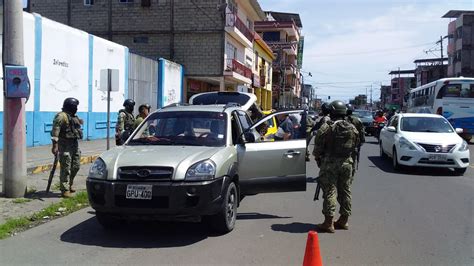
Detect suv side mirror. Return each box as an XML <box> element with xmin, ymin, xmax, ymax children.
<box><xmin>243</xmin><ymin>132</ymin><xmax>256</xmax><ymax>143</ymax></box>
<box><xmin>386</xmin><ymin>126</ymin><xmax>396</xmax><ymax>132</ymax></box>
<box><xmin>455</xmin><ymin>128</ymin><xmax>463</xmax><ymax>134</ymax></box>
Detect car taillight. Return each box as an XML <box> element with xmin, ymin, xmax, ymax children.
<box><xmin>436</xmin><ymin>107</ymin><xmax>443</xmax><ymax>115</ymax></box>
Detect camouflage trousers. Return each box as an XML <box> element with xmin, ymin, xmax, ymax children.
<box><xmin>318</xmin><ymin>157</ymin><xmax>354</xmax><ymax>217</ymax></box>
<box><xmin>58</xmin><ymin>140</ymin><xmax>81</xmax><ymax>192</ymax></box>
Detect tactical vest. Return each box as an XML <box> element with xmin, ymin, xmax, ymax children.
<box><xmin>119</xmin><ymin>109</ymin><xmax>135</xmax><ymax>131</ymax></box>
<box><xmin>326</xmin><ymin>120</ymin><xmax>358</xmax><ymax>158</ymax></box>
<box><xmin>58</xmin><ymin>112</ymin><xmax>83</xmax><ymax>140</ymax></box>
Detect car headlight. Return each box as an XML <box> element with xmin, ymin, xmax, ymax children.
<box><xmin>89</xmin><ymin>158</ymin><xmax>107</xmax><ymax>179</ymax></box>
<box><xmin>185</xmin><ymin>160</ymin><xmax>216</xmax><ymax>181</ymax></box>
<box><xmin>399</xmin><ymin>137</ymin><xmax>417</xmax><ymax>150</ymax></box>
<box><xmin>459</xmin><ymin>140</ymin><xmax>469</xmax><ymax>152</ymax></box>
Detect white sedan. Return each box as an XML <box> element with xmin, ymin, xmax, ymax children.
<box><xmin>379</xmin><ymin>113</ymin><xmax>470</xmax><ymax>175</ymax></box>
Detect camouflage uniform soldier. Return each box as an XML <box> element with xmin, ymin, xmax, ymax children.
<box><xmin>313</xmin><ymin>100</ymin><xmax>359</xmax><ymax>233</ymax></box>
<box><xmin>346</xmin><ymin>104</ymin><xmax>365</xmax><ymax>174</ymax></box>
<box><xmin>115</xmin><ymin>99</ymin><xmax>135</xmax><ymax>145</ymax></box>
<box><xmin>51</xmin><ymin>98</ymin><xmax>83</xmax><ymax>198</ymax></box>
<box><xmin>311</xmin><ymin>103</ymin><xmax>331</xmax><ymax>133</ymax></box>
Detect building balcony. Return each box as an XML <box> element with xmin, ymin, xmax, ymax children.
<box><xmin>266</xmin><ymin>41</ymin><xmax>298</xmax><ymax>56</ymax></box>
<box><xmin>224</xmin><ymin>58</ymin><xmax>252</xmax><ymax>84</ymax></box>
<box><xmin>254</xmin><ymin>21</ymin><xmax>300</xmax><ymax>38</ymax></box>
<box><xmin>226</xmin><ymin>13</ymin><xmax>254</xmax><ymax>48</ymax></box>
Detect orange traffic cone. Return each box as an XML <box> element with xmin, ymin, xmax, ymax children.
<box><xmin>302</xmin><ymin>231</ymin><xmax>323</xmax><ymax>266</ymax></box>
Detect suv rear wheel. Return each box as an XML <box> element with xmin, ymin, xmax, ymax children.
<box><xmin>208</xmin><ymin>182</ymin><xmax>238</xmax><ymax>234</ymax></box>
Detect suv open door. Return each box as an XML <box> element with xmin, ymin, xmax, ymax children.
<box><xmin>236</xmin><ymin>110</ymin><xmax>307</xmax><ymax>195</ymax></box>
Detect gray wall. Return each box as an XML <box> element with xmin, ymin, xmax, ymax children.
<box><xmin>128</xmin><ymin>53</ymin><xmax>158</xmax><ymax>113</ymax></box>
<box><xmin>29</xmin><ymin>0</ymin><xmax>225</xmax><ymax>76</ymax></box>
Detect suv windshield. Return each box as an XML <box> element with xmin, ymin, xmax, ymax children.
<box><xmin>353</xmin><ymin>110</ymin><xmax>372</xmax><ymax>118</ymax></box>
<box><xmin>128</xmin><ymin>111</ymin><xmax>227</xmax><ymax>147</ymax></box>
<box><xmin>401</xmin><ymin>117</ymin><xmax>454</xmax><ymax>133</ymax></box>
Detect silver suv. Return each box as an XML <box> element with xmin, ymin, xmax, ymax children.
<box><xmin>87</xmin><ymin>99</ymin><xmax>306</xmax><ymax>234</ymax></box>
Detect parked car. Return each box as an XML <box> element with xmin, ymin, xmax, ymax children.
<box><xmin>87</xmin><ymin>94</ymin><xmax>306</xmax><ymax>234</ymax></box>
<box><xmin>353</xmin><ymin>109</ymin><xmax>375</xmax><ymax>135</ymax></box>
<box><xmin>308</xmin><ymin>110</ymin><xmax>317</xmax><ymax>121</ymax></box>
<box><xmin>379</xmin><ymin>113</ymin><xmax>470</xmax><ymax>175</ymax></box>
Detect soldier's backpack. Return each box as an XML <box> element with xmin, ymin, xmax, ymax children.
<box><xmin>327</xmin><ymin>120</ymin><xmax>358</xmax><ymax>158</ymax></box>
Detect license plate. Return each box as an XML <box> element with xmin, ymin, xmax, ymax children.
<box><xmin>126</xmin><ymin>184</ymin><xmax>152</xmax><ymax>200</ymax></box>
<box><xmin>428</xmin><ymin>154</ymin><xmax>447</xmax><ymax>161</ymax></box>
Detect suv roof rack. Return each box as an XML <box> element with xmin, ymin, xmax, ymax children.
<box><xmin>162</xmin><ymin>102</ymin><xmax>189</xmax><ymax>108</ymax></box>
<box><xmin>224</xmin><ymin>102</ymin><xmax>241</xmax><ymax>109</ymax></box>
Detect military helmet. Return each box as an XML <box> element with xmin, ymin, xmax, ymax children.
<box><xmin>346</xmin><ymin>104</ymin><xmax>354</xmax><ymax>115</ymax></box>
<box><xmin>329</xmin><ymin>100</ymin><xmax>347</xmax><ymax>116</ymax></box>
<box><xmin>139</xmin><ymin>103</ymin><xmax>151</xmax><ymax>113</ymax></box>
<box><xmin>63</xmin><ymin>97</ymin><xmax>79</xmax><ymax>109</ymax></box>
<box><xmin>321</xmin><ymin>103</ymin><xmax>331</xmax><ymax>115</ymax></box>
<box><xmin>123</xmin><ymin>99</ymin><xmax>135</xmax><ymax>108</ymax></box>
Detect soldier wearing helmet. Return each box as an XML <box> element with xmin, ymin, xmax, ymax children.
<box><xmin>313</xmin><ymin>100</ymin><xmax>359</xmax><ymax>233</ymax></box>
<box><xmin>115</xmin><ymin>99</ymin><xmax>136</xmax><ymax>145</ymax></box>
<box><xmin>51</xmin><ymin>97</ymin><xmax>84</xmax><ymax>198</ymax></box>
<box><xmin>311</xmin><ymin>102</ymin><xmax>332</xmax><ymax>133</ymax></box>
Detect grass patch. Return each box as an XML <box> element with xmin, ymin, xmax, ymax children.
<box><xmin>0</xmin><ymin>191</ymin><xmax>89</xmax><ymax>239</ymax></box>
<box><xmin>12</xmin><ymin>198</ymin><xmax>32</xmax><ymax>204</ymax></box>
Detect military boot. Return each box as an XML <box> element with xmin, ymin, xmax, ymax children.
<box><xmin>61</xmin><ymin>191</ymin><xmax>72</xmax><ymax>198</ymax></box>
<box><xmin>334</xmin><ymin>215</ymin><xmax>349</xmax><ymax>230</ymax></box>
<box><xmin>316</xmin><ymin>215</ymin><xmax>335</xmax><ymax>233</ymax></box>
<box><xmin>69</xmin><ymin>184</ymin><xmax>76</xmax><ymax>193</ymax></box>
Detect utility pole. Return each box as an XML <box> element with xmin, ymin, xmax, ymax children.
<box><xmin>398</xmin><ymin>67</ymin><xmax>401</xmax><ymax>108</ymax></box>
<box><xmin>370</xmin><ymin>84</ymin><xmax>373</xmax><ymax>110</ymax></box>
<box><xmin>3</xmin><ymin>0</ymin><xmax>27</xmax><ymax>197</ymax></box>
<box><xmin>436</xmin><ymin>35</ymin><xmax>445</xmax><ymax>78</ymax></box>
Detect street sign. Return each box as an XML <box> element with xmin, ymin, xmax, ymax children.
<box><xmin>99</xmin><ymin>69</ymin><xmax>119</xmax><ymax>92</ymax></box>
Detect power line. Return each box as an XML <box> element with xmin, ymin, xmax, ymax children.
<box><xmin>305</xmin><ymin>41</ymin><xmax>436</xmax><ymax>58</ymax></box>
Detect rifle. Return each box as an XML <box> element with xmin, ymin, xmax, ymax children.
<box><xmin>313</xmin><ymin>176</ymin><xmax>321</xmax><ymax>201</ymax></box>
<box><xmin>356</xmin><ymin>146</ymin><xmax>361</xmax><ymax>171</ymax></box>
<box><xmin>46</xmin><ymin>154</ymin><xmax>59</xmax><ymax>193</ymax></box>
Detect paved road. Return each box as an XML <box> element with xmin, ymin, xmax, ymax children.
<box><xmin>0</xmin><ymin>137</ymin><xmax>473</xmax><ymax>265</ymax></box>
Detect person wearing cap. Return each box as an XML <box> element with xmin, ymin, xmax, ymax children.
<box><xmin>51</xmin><ymin>98</ymin><xmax>84</xmax><ymax>198</ymax></box>
<box><xmin>115</xmin><ymin>99</ymin><xmax>136</xmax><ymax>145</ymax></box>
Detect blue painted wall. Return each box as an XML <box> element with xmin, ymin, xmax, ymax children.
<box><xmin>0</xmin><ymin>14</ymin><xmax>129</xmax><ymax>150</ymax></box>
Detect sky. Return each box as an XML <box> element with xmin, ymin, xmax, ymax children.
<box><xmin>258</xmin><ymin>0</ymin><xmax>474</xmax><ymax>103</ymax></box>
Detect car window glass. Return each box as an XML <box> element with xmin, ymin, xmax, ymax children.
<box><xmin>129</xmin><ymin>111</ymin><xmax>227</xmax><ymax>147</ymax></box>
<box><xmin>401</xmin><ymin>117</ymin><xmax>454</xmax><ymax>133</ymax></box>
<box><xmin>231</xmin><ymin>112</ymin><xmax>241</xmax><ymax>145</ymax></box>
<box><xmin>237</xmin><ymin>111</ymin><xmax>252</xmax><ymax>131</ymax></box>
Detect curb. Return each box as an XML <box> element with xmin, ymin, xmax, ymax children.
<box><xmin>27</xmin><ymin>155</ymin><xmax>100</xmax><ymax>175</ymax></box>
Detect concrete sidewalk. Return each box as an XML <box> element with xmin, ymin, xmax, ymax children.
<box><xmin>0</xmin><ymin>138</ymin><xmax>113</xmax><ymax>225</ymax></box>
<box><xmin>0</xmin><ymin>138</ymin><xmax>114</xmax><ymax>175</ymax></box>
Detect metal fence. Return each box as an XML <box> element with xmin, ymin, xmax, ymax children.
<box><xmin>128</xmin><ymin>53</ymin><xmax>158</xmax><ymax>113</ymax></box>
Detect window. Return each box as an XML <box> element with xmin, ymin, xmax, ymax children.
<box><xmin>84</xmin><ymin>0</ymin><xmax>94</xmax><ymax>5</ymax></box>
<box><xmin>254</xmin><ymin>52</ymin><xmax>259</xmax><ymax>71</ymax></box>
<box><xmin>119</xmin><ymin>0</ymin><xmax>134</xmax><ymax>3</ymax></box>
<box><xmin>226</xmin><ymin>42</ymin><xmax>237</xmax><ymax>60</ymax></box>
<box><xmin>262</xmin><ymin>32</ymin><xmax>280</xmax><ymax>42</ymax></box>
<box><xmin>237</xmin><ymin>111</ymin><xmax>252</xmax><ymax>131</ymax></box>
<box><xmin>133</xmin><ymin>36</ymin><xmax>149</xmax><ymax>44</ymax></box>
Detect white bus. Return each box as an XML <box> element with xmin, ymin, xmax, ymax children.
<box><xmin>406</xmin><ymin>77</ymin><xmax>474</xmax><ymax>140</ymax></box>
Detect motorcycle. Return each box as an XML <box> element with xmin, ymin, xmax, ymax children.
<box><xmin>373</xmin><ymin>121</ymin><xmax>386</xmax><ymax>140</ymax></box>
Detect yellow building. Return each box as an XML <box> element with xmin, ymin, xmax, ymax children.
<box><xmin>252</xmin><ymin>33</ymin><xmax>275</xmax><ymax>111</ymax></box>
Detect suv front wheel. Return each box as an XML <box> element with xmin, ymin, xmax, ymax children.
<box><xmin>208</xmin><ymin>181</ymin><xmax>238</xmax><ymax>234</ymax></box>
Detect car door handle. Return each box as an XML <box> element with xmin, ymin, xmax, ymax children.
<box><xmin>284</xmin><ymin>150</ymin><xmax>301</xmax><ymax>156</ymax></box>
